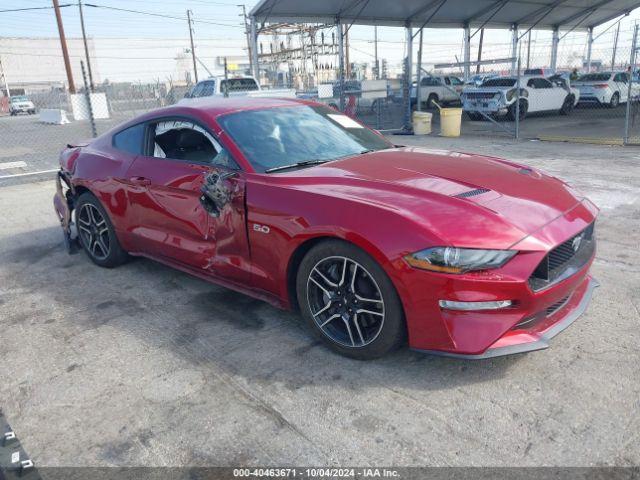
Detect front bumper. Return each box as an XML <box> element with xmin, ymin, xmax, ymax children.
<box><xmin>398</xmin><ymin>204</ymin><xmax>598</xmax><ymax>358</ymax></box>
<box><xmin>415</xmin><ymin>275</ymin><xmax>598</xmax><ymax>359</ymax></box>
<box><xmin>462</xmin><ymin>98</ymin><xmax>507</xmax><ymax>115</ymax></box>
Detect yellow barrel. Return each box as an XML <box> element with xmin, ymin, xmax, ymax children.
<box><xmin>439</xmin><ymin>107</ymin><xmax>463</xmax><ymax>137</ymax></box>
<box><xmin>412</xmin><ymin>111</ymin><xmax>432</xmax><ymax>135</ymax></box>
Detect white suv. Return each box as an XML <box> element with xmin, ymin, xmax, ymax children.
<box><xmin>9</xmin><ymin>95</ymin><xmax>36</xmax><ymax>115</ymax></box>
<box><xmin>574</xmin><ymin>71</ymin><xmax>639</xmax><ymax>108</ymax></box>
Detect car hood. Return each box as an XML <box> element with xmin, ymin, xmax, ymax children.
<box><xmin>277</xmin><ymin>147</ymin><xmax>592</xmax><ymax>249</ymax></box>
<box><xmin>463</xmin><ymin>86</ymin><xmax>510</xmax><ymax>94</ymax></box>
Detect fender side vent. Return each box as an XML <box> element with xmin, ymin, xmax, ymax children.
<box><xmin>454</xmin><ymin>188</ymin><xmax>490</xmax><ymax>199</ymax></box>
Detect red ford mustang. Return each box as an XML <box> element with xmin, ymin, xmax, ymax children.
<box><xmin>53</xmin><ymin>97</ymin><xmax>598</xmax><ymax>360</ymax></box>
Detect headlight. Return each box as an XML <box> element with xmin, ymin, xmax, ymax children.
<box><xmin>404</xmin><ymin>247</ymin><xmax>517</xmax><ymax>274</ymax></box>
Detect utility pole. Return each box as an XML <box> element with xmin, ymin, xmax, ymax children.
<box><xmin>239</xmin><ymin>4</ymin><xmax>253</xmax><ymax>74</ymax></box>
<box><xmin>344</xmin><ymin>24</ymin><xmax>350</xmax><ymax>78</ymax></box>
<box><xmin>526</xmin><ymin>30</ymin><xmax>531</xmax><ymax>69</ymax></box>
<box><xmin>374</xmin><ymin>26</ymin><xmax>379</xmax><ymax>79</ymax></box>
<box><xmin>476</xmin><ymin>28</ymin><xmax>484</xmax><ymax>74</ymax></box>
<box><xmin>0</xmin><ymin>56</ymin><xmax>11</xmax><ymax>99</ymax></box>
<box><xmin>187</xmin><ymin>10</ymin><xmax>198</xmax><ymax>83</ymax></box>
<box><xmin>53</xmin><ymin>0</ymin><xmax>76</xmax><ymax>93</ymax></box>
<box><xmin>78</xmin><ymin>0</ymin><xmax>94</xmax><ymax>91</ymax></box>
<box><xmin>612</xmin><ymin>21</ymin><xmax>621</xmax><ymax>69</ymax></box>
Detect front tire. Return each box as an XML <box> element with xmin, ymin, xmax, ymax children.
<box><xmin>75</xmin><ymin>192</ymin><xmax>129</xmax><ymax>268</ymax></box>
<box><xmin>296</xmin><ymin>240</ymin><xmax>406</xmax><ymax>360</ymax></box>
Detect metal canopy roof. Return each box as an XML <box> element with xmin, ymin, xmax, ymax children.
<box><xmin>250</xmin><ymin>0</ymin><xmax>640</xmax><ymax>31</ymax></box>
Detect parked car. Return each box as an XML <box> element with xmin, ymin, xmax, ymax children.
<box><xmin>574</xmin><ymin>71</ymin><xmax>639</xmax><ymax>108</ymax></box>
<box><xmin>548</xmin><ymin>73</ymin><xmax>581</xmax><ymax>104</ymax></box>
<box><xmin>180</xmin><ymin>75</ymin><xmax>296</xmax><ymax>103</ymax></box>
<box><xmin>411</xmin><ymin>74</ymin><xmax>464</xmax><ymax>109</ymax></box>
<box><xmin>524</xmin><ymin>68</ymin><xmax>554</xmax><ymax>76</ymax></box>
<box><xmin>54</xmin><ymin>97</ymin><xmax>598</xmax><ymax>360</ymax></box>
<box><xmin>461</xmin><ymin>75</ymin><xmax>579</xmax><ymax>120</ymax></box>
<box><xmin>9</xmin><ymin>95</ymin><xmax>36</xmax><ymax>115</ymax></box>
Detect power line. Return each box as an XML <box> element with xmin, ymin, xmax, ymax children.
<box><xmin>83</xmin><ymin>3</ymin><xmax>243</xmax><ymax>28</ymax></box>
<box><xmin>0</xmin><ymin>4</ymin><xmax>72</xmax><ymax>13</ymax></box>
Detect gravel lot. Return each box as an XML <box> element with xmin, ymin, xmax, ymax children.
<box><xmin>0</xmin><ymin>136</ymin><xmax>638</xmax><ymax>468</ymax></box>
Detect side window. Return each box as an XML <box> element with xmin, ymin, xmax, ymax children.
<box><xmin>444</xmin><ymin>77</ymin><xmax>451</xmax><ymax>85</ymax></box>
<box><xmin>528</xmin><ymin>78</ymin><xmax>552</xmax><ymax>89</ymax></box>
<box><xmin>113</xmin><ymin>123</ymin><xmax>145</xmax><ymax>155</ymax></box>
<box><xmin>615</xmin><ymin>73</ymin><xmax>628</xmax><ymax>83</ymax></box>
<box><xmin>190</xmin><ymin>83</ymin><xmax>205</xmax><ymax>98</ymax></box>
<box><xmin>200</xmin><ymin>81</ymin><xmax>216</xmax><ymax>97</ymax></box>
<box><xmin>449</xmin><ymin>77</ymin><xmax>463</xmax><ymax>85</ymax></box>
<box><xmin>535</xmin><ymin>78</ymin><xmax>553</xmax><ymax>89</ymax></box>
<box><xmin>150</xmin><ymin>119</ymin><xmax>239</xmax><ymax>169</ymax></box>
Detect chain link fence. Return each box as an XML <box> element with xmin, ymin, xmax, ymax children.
<box><xmin>1</xmin><ymin>24</ymin><xmax>640</xmax><ymax>180</ymax></box>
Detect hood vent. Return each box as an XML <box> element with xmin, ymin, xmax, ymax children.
<box><xmin>454</xmin><ymin>188</ymin><xmax>490</xmax><ymax>199</ymax></box>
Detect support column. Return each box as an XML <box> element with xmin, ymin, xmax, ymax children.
<box><xmin>463</xmin><ymin>23</ymin><xmax>471</xmax><ymax>82</ymax></box>
<box><xmin>404</xmin><ymin>22</ymin><xmax>413</xmax><ymax>131</ymax></box>
<box><xmin>586</xmin><ymin>27</ymin><xmax>593</xmax><ymax>72</ymax></box>
<box><xmin>250</xmin><ymin>16</ymin><xmax>260</xmax><ymax>82</ymax></box>
<box><xmin>337</xmin><ymin>18</ymin><xmax>345</xmax><ymax>111</ymax></box>
<box><xmin>550</xmin><ymin>27</ymin><xmax>559</xmax><ymax>73</ymax></box>
<box><xmin>511</xmin><ymin>24</ymin><xmax>519</xmax><ymax>74</ymax></box>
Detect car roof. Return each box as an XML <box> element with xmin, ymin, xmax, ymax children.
<box><xmin>131</xmin><ymin>96</ymin><xmax>316</xmax><ymax>123</ymax></box>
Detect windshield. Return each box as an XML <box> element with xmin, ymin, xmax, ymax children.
<box><xmin>11</xmin><ymin>95</ymin><xmax>28</xmax><ymax>102</ymax></box>
<box><xmin>218</xmin><ymin>105</ymin><xmax>392</xmax><ymax>173</ymax></box>
<box><xmin>578</xmin><ymin>73</ymin><xmax>611</xmax><ymax>82</ymax></box>
<box><xmin>481</xmin><ymin>78</ymin><xmax>516</xmax><ymax>87</ymax></box>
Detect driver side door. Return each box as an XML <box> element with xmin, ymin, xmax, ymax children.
<box><xmin>125</xmin><ymin>117</ymin><xmax>250</xmax><ymax>284</ymax></box>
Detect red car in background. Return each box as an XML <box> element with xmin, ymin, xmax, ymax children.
<box><xmin>54</xmin><ymin>97</ymin><xmax>598</xmax><ymax>360</ymax></box>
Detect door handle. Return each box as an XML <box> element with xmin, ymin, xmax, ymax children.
<box><xmin>129</xmin><ymin>176</ymin><xmax>151</xmax><ymax>186</ymax></box>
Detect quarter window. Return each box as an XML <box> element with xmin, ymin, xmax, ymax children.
<box><xmin>113</xmin><ymin>123</ymin><xmax>145</xmax><ymax>155</ymax></box>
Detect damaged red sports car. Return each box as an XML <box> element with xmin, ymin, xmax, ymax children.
<box><xmin>54</xmin><ymin>97</ymin><xmax>598</xmax><ymax>360</ymax></box>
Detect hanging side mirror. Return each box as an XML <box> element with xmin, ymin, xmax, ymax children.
<box><xmin>199</xmin><ymin>170</ymin><xmax>238</xmax><ymax>217</ymax></box>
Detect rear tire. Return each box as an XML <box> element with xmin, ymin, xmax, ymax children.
<box><xmin>559</xmin><ymin>95</ymin><xmax>574</xmax><ymax>115</ymax></box>
<box><xmin>507</xmin><ymin>99</ymin><xmax>527</xmax><ymax>121</ymax></box>
<box><xmin>75</xmin><ymin>192</ymin><xmax>129</xmax><ymax>268</ymax></box>
<box><xmin>609</xmin><ymin>92</ymin><xmax>620</xmax><ymax>108</ymax></box>
<box><xmin>296</xmin><ymin>240</ymin><xmax>406</xmax><ymax>360</ymax></box>
<box><xmin>426</xmin><ymin>94</ymin><xmax>439</xmax><ymax>110</ymax></box>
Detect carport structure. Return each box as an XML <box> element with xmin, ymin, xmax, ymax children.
<box><xmin>249</xmin><ymin>0</ymin><xmax>640</xmax><ymax>132</ymax></box>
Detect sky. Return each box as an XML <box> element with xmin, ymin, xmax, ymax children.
<box><xmin>0</xmin><ymin>0</ymin><xmax>638</xmax><ymax>83</ymax></box>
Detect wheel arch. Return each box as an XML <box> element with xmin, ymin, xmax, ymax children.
<box><xmin>285</xmin><ymin>232</ymin><xmax>396</xmax><ymax>311</ymax></box>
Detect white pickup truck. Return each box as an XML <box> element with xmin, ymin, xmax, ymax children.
<box><xmin>411</xmin><ymin>75</ymin><xmax>464</xmax><ymax>109</ymax></box>
<box><xmin>179</xmin><ymin>76</ymin><xmax>296</xmax><ymax>103</ymax></box>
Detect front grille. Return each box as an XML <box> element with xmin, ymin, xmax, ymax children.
<box><xmin>528</xmin><ymin>223</ymin><xmax>595</xmax><ymax>292</ymax></box>
<box><xmin>465</xmin><ymin>92</ymin><xmax>497</xmax><ymax>100</ymax></box>
<box><xmin>454</xmin><ymin>188</ymin><xmax>490</xmax><ymax>198</ymax></box>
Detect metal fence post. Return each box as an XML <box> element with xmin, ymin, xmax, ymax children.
<box><xmin>81</xmin><ymin>60</ymin><xmax>97</xmax><ymax>138</ymax></box>
<box><xmin>336</xmin><ymin>18</ymin><xmax>346</xmax><ymax>112</ymax></box>
<box><xmin>515</xmin><ymin>57</ymin><xmax>521</xmax><ymax>140</ymax></box>
<box><xmin>624</xmin><ymin>23</ymin><xmax>638</xmax><ymax>145</ymax></box>
<box><xmin>223</xmin><ymin>57</ymin><xmax>229</xmax><ymax>98</ymax></box>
